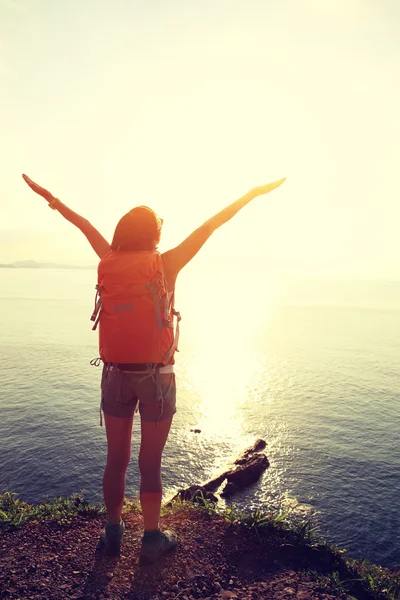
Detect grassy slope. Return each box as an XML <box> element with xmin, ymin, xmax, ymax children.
<box><xmin>0</xmin><ymin>491</ymin><xmax>399</xmax><ymax>600</ymax></box>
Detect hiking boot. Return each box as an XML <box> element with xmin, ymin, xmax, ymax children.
<box><xmin>139</xmin><ymin>529</ymin><xmax>178</xmax><ymax>565</ymax></box>
<box><xmin>99</xmin><ymin>518</ymin><xmax>125</xmax><ymax>557</ymax></box>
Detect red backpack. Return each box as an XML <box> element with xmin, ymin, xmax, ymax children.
<box><xmin>90</xmin><ymin>250</ymin><xmax>181</xmax><ymax>365</ymax></box>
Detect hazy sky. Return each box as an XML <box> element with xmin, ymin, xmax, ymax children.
<box><xmin>1</xmin><ymin>0</ymin><xmax>399</xmax><ymax>279</ymax></box>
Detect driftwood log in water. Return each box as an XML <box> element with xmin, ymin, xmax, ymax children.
<box><xmin>168</xmin><ymin>439</ymin><xmax>269</xmax><ymax>505</ymax></box>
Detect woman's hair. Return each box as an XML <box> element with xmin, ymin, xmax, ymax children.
<box><xmin>111</xmin><ymin>206</ymin><xmax>162</xmax><ymax>251</ymax></box>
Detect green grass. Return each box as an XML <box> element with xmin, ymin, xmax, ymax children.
<box><xmin>315</xmin><ymin>563</ymin><xmax>400</xmax><ymax>600</ymax></box>
<box><xmin>221</xmin><ymin>503</ymin><xmax>317</xmax><ymax>543</ymax></box>
<box><xmin>348</xmin><ymin>559</ymin><xmax>400</xmax><ymax>600</ymax></box>
<box><xmin>0</xmin><ymin>491</ymin><xmax>105</xmax><ymax>532</ymax></box>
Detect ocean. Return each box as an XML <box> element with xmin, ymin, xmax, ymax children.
<box><xmin>0</xmin><ymin>265</ymin><xmax>399</xmax><ymax>567</ymax></box>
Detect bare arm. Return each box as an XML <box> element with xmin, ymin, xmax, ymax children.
<box><xmin>162</xmin><ymin>177</ymin><xmax>286</xmax><ymax>282</ymax></box>
<box><xmin>52</xmin><ymin>201</ymin><xmax>111</xmax><ymax>259</ymax></box>
<box><xmin>22</xmin><ymin>174</ymin><xmax>111</xmax><ymax>259</ymax></box>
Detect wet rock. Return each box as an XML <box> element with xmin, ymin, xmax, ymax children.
<box><xmin>166</xmin><ymin>438</ymin><xmax>269</xmax><ymax>503</ymax></box>
<box><xmin>234</xmin><ymin>438</ymin><xmax>267</xmax><ymax>464</ymax></box>
<box><xmin>202</xmin><ymin>473</ymin><xmax>229</xmax><ymax>492</ymax></box>
<box><xmin>221</xmin><ymin>482</ymin><xmax>239</xmax><ymax>497</ymax></box>
<box><xmin>221</xmin><ymin>453</ymin><xmax>269</xmax><ymax>497</ymax></box>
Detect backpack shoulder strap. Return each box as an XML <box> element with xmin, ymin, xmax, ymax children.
<box><xmin>90</xmin><ymin>284</ymin><xmax>103</xmax><ymax>331</ymax></box>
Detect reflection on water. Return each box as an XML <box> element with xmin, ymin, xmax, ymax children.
<box><xmin>179</xmin><ymin>268</ymin><xmax>276</xmax><ymax>440</ymax></box>
<box><xmin>187</xmin><ymin>354</ymin><xmax>258</xmax><ymax>440</ymax></box>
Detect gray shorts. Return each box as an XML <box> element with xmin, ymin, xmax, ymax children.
<box><xmin>100</xmin><ymin>364</ymin><xmax>176</xmax><ymax>423</ymax></box>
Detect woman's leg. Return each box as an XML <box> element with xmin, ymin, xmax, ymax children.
<box><xmin>103</xmin><ymin>412</ymin><xmax>134</xmax><ymax>525</ymax></box>
<box><xmin>138</xmin><ymin>417</ymin><xmax>173</xmax><ymax>531</ymax></box>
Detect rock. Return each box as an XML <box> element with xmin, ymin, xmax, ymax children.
<box><xmin>252</xmin><ymin>438</ymin><xmax>267</xmax><ymax>451</ymax></box>
<box><xmin>190</xmin><ymin>428</ymin><xmax>201</xmax><ymax>433</ymax></box>
<box><xmin>168</xmin><ymin>485</ymin><xmax>218</xmax><ymax>505</ymax></box>
<box><xmin>184</xmin><ymin>563</ymin><xmax>194</xmax><ymax>578</ymax></box>
<box><xmin>221</xmin><ymin>453</ymin><xmax>269</xmax><ymax>497</ymax></box>
<box><xmin>218</xmin><ymin>591</ymin><xmax>238</xmax><ymax>599</ymax></box>
<box><xmin>166</xmin><ymin>438</ymin><xmax>269</xmax><ymax>503</ymax></box>
<box><xmin>234</xmin><ymin>438</ymin><xmax>267</xmax><ymax>464</ymax></box>
<box><xmin>214</xmin><ymin>581</ymin><xmax>222</xmax><ymax>590</ymax></box>
<box><xmin>220</xmin><ymin>482</ymin><xmax>239</xmax><ymax>497</ymax></box>
<box><xmin>202</xmin><ymin>473</ymin><xmax>229</xmax><ymax>492</ymax></box>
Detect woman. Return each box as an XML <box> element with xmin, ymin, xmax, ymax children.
<box><xmin>22</xmin><ymin>172</ymin><xmax>286</xmax><ymax>564</ymax></box>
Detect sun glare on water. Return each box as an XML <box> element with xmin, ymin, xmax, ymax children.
<box><xmin>178</xmin><ymin>266</ymin><xmax>277</xmax><ymax>439</ymax></box>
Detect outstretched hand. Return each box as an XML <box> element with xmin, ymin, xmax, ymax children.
<box><xmin>22</xmin><ymin>174</ymin><xmax>55</xmax><ymax>203</ymax></box>
<box><xmin>252</xmin><ymin>177</ymin><xmax>286</xmax><ymax>198</ymax></box>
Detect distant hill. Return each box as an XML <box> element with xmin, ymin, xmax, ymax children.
<box><xmin>0</xmin><ymin>260</ymin><xmax>96</xmax><ymax>270</ymax></box>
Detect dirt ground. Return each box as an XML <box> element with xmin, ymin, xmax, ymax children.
<box><xmin>0</xmin><ymin>507</ymin><xmax>351</xmax><ymax>600</ymax></box>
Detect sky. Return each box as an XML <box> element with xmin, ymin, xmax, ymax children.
<box><xmin>1</xmin><ymin>0</ymin><xmax>400</xmax><ymax>280</ymax></box>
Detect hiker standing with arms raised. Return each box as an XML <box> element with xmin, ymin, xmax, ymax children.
<box><xmin>22</xmin><ymin>173</ymin><xmax>286</xmax><ymax>563</ymax></box>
